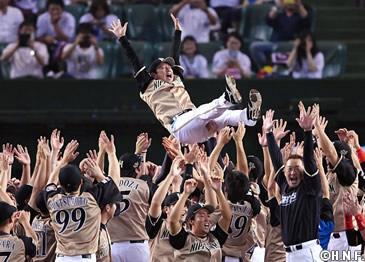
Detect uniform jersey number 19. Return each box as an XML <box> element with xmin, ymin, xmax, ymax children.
<box><xmin>55</xmin><ymin>208</ymin><xmax>86</xmax><ymax>233</ymax></box>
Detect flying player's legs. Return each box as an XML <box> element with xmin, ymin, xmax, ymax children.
<box><xmin>111</xmin><ymin>241</ymin><xmax>150</xmax><ymax>262</ymax></box>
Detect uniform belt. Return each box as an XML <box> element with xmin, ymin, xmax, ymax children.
<box><xmin>171</xmin><ymin>109</ymin><xmax>192</xmax><ymax>124</ymax></box>
<box><xmin>130</xmin><ymin>240</ymin><xmax>145</xmax><ymax>243</ymax></box>
<box><xmin>56</xmin><ymin>254</ymin><xmax>92</xmax><ymax>258</ymax></box>
<box><xmin>285</xmin><ymin>239</ymin><xmax>319</xmax><ymax>253</ymax></box>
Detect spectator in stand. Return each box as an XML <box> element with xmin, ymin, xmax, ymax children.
<box><xmin>212</xmin><ymin>32</ymin><xmax>252</xmax><ymax>79</ymax></box>
<box><xmin>0</xmin><ymin>21</ymin><xmax>49</xmax><ymax>79</ymax></box>
<box><xmin>250</xmin><ymin>0</ymin><xmax>310</xmax><ymax>68</ymax></box>
<box><xmin>170</xmin><ymin>0</ymin><xmax>220</xmax><ymax>43</ymax></box>
<box><xmin>79</xmin><ymin>0</ymin><xmax>118</xmax><ymax>41</ymax></box>
<box><xmin>61</xmin><ymin>23</ymin><xmax>104</xmax><ymax>79</ymax></box>
<box><xmin>209</xmin><ymin>0</ymin><xmax>242</xmax><ymax>36</ymax></box>
<box><xmin>287</xmin><ymin>31</ymin><xmax>324</xmax><ymax>79</ymax></box>
<box><xmin>0</xmin><ymin>0</ymin><xmax>24</xmax><ymax>44</ymax></box>
<box><xmin>36</xmin><ymin>0</ymin><xmax>76</xmax><ymax>46</ymax></box>
<box><xmin>179</xmin><ymin>36</ymin><xmax>210</xmax><ymax>79</ymax></box>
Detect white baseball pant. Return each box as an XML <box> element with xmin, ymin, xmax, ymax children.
<box><xmin>171</xmin><ymin>94</ymin><xmax>256</xmax><ymax>144</ymax></box>
<box><xmin>285</xmin><ymin>239</ymin><xmax>322</xmax><ymax>262</ymax></box>
<box><xmin>250</xmin><ymin>246</ymin><xmax>265</xmax><ymax>262</ymax></box>
<box><xmin>55</xmin><ymin>254</ymin><xmax>96</xmax><ymax>262</ymax></box>
<box><xmin>111</xmin><ymin>240</ymin><xmax>150</xmax><ymax>262</ymax></box>
<box><xmin>328</xmin><ymin>231</ymin><xmax>362</xmax><ymax>262</ymax></box>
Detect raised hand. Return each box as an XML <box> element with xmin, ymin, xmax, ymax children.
<box><xmin>183</xmin><ymin>178</ymin><xmax>198</xmax><ymax>194</ymax></box>
<box><xmin>61</xmin><ymin>140</ymin><xmax>79</xmax><ymax>164</ymax></box>
<box><xmin>50</xmin><ymin>129</ymin><xmax>64</xmax><ymax>151</ymax></box>
<box><xmin>257</xmin><ymin>129</ymin><xmax>268</xmax><ymax>147</ymax></box>
<box><xmin>217</xmin><ymin>127</ymin><xmax>233</xmax><ymax>145</ymax></box>
<box><xmin>209</xmin><ymin>175</ymin><xmax>223</xmax><ymax>192</ymax></box>
<box><xmin>313</xmin><ymin>147</ymin><xmax>323</xmax><ymax>168</ymax></box>
<box><xmin>14</xmin><ymin>145</ymin><xmax>30</xmax><ymax>166</ymax></box>
<box><xmin>135</xmin><ymin>133</ymin><xmax>152</xmax><ymax>154</ymax></box>
<box><xmin>99</xmin><ymin>131</ymin><xmax>116</xmax><ymax>155</ymax></box>
<box><xmin>184</xmin><ymin>144</ymin><xmax>200</xmax><ymax>164</ymax></box>
<box><xmin>335</xmin><ymin>128</ymin><xmax>349</xmax><ymax>143</ymax></box>
<box><xmin>296</xmin><ymin>105</ymin><xmax>315</xmax><ymax>131</ymax></box>
<box><xmin>108</xmin><ymin>19</ymin><xmax>128</xmax><ymax>40</ymax></box>
<box><xmin>84</xmin><ymin>158</ymin><xmax>104</xmax><ymax>179</ymax></box>
<box><xmin>298</xmin><ymin>101</ymin><xmax>305</xmax><ymax>119</ymax></box>
<box><xmin>0</xmin><ymin>153</ymin><xmax>10</xmax><ymax>172</ymax></box>
<box><xmin>86</xmin><ymin>149</ymin><xmax>98</xmax><ymax>161</ymax></box>
<box><xmin>17</xmin><ymin>211</ymin><xmax>31</xmax><ymax>225</ymax></box>
<box><xmin>314</xmin><ymin>116</ymin><xmax>328</xmax><ymax>133</ymax></box>
<box><xmin>162</xmin><ymin>136</ymin><xmax>182</xmax><ymax>160</ymax></box>
<box><xmin>232</xmin><ymin>122</ymin><xmax>246</xmax><ymax>142</ymax></box>
<box><xmin>347</xmin><ymin>130</ymin><xmax>361</xmax><ymax>149</ymax></box>
<box><xmin>222</xmin><ymin>153</ymin><xmax>230</xmax><ymax>169</ymax></box>
<box><xmin>273</xmin><ymin>119</ymin><xmax>290</xmax><ymax>142</ymax></box>
<box><xmin>2</xmin><ymin>143</ymin><xmax>14</xmax><ymax>165</ymax></box>
<box><xmin>170</xmin><ymin>13</ymin><xmax>181</xmax><ymax>30</ymax></box>
<box><xmin>170</xmin><ymin>156</ymin><xmax>184</xmax><ymax>177</ymax></box>
<box><xmin>262</xmin><ymin>109</ymin><xmax>275</xmax><ymax>133</ymax></box>
<box><xmin>37</xmin><ymin>136</ymin><xmax>51</xmax><ymax>158</ymax></box>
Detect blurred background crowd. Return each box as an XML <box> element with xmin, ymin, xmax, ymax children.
<box><xmin>0</xmin><ymin>0</ymin><xmax>363</xmax><ymax>80</ymax></box>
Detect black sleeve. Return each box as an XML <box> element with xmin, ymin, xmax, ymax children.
<box><xmin>320</xmin><ymin>198</ymin><xmax>334</xmax><ymax>222</ymax></box>
<box><xmin>180</xmin><ymin>164</ymin><xmax>193</xmax><ymax>193</ymax></box>
<box><xmin>19</xmin><ymin>235</ymin><xmax>36</xmax><ymax>258</ymax></box>
<box><xmin>346</xmin><ymin>229</ymin><xmax>363</xmax><ymax>246</ymax></box>
<box><xmin>333</xmin><ymin>157</ymin><xmax>357</xmax><ymax>187</ymax></box>
<box><xmin>303</xmin><ymin>131</ymin><xmax>318</xmax><ymax>176</ymax></box>
<box><xmin>267</xmin><ymin>197</ymin><xmax>280</xmax><ymax>227</ymax></box>
<box><xmin>15</xmin><ymin>185</ymin><xmax>33</xmax><ymax>210</ymax></box>
<box><xmin>139</xmin><ymin>175</ymin><xmax>157</xmax><ymax>204</ymax></box>
<box><xmin>258</xmin><ymin>180</ymin><xmax>269</xmax><ymax>207</ymax></box>
<box><xmin>242</xmin><ymin>195</ymin><xmax>261</xmax><ymax>217</ymax></box>
<box><xmin>119</xmin><ymin>36</ymin><xmax>153</xmax><ymax>93</ymax></box>
<box><xmin>88</xmin><ymin>177</ymin><xmax>120</xmax><ymax>208</ymax></box>
<box><xmin>154</xmin><ymin>153</ymin><xmax>173</xmax><ymax>185</ymax></box>
<box><xmin>145</xmin><ymin>213</ymin><xmax>164</xmax><ymax>239</ymax></box>
<box><xmin>211</xmin><ymin>223</ymin><xmax>229</xmax><ymax>247</ymax></box>
<box><xmin>169</xmin><ymin>227</ymin><xmax>189</xmax><ymax>250</ymax></box>
<box><xmin>267</xmin><ymin>132</ymin><xmax>284</xmax><ymax>172</ymax></box>
<box><xmin>171</xmin><ymin>30</ymin><xmax>184</xmax><ymax>79</ymax></box>
<box><xmin>40</xmin><ymin>184</ymin><xmax>60</xmax><ymax>211</ymax></box>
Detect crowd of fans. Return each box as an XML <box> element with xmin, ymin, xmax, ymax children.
<box><xmin>0</xmin><ymin>0</ymin><xmax>329</xmax><ymax>80</ymax></box>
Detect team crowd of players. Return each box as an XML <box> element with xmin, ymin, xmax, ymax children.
<box><xmin>1</xmin><ymin>6</ymin><xmax>365</xmax><ymax>262</ymax></box>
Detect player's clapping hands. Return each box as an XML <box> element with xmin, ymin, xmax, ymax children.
<box><xmin>217</xmin><ymin>127</ymin><xmax>233</xmax><ymax>146</ymax></box>
<box><xmin>135</xmin><ymin>133</ymin><xmax>152</xmax><ymax>155</ymax></box>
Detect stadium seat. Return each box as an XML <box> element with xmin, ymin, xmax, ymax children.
<box><xmin>198</xmin><ymin>42</ymin><xmax>222</xmax><ymax>65</ymax></box>
<box><xmin>125</xmin><ymin>4</ymin><xmax>164</xmax><ymax>42</ymax></box>
<box><xmin>153</xmin><ymin>42</ymin><xmax>171</xmax><ymax>60</ymax></box>
<box><xmin>112</xmin><ymin>41</ymin><xmax>154</xmax><ymax>77</ymax></box>
<box><xmin>110</xmin><ymin>4</ymin><xmax>125</xmax><ymax>21</ymax></box>
<box><xmin>240</xmin><ymin>4</ymin><xmax>273</xmax><ymax>41</ymax></box>
<box><xmin>64</xmin><ymin>4</ymin><xmax>88</xmax><ymax>23</ymax></box>
<box><xmin>0</xmin><ymin>43</ymin><xmax>10</xmax><ymax>79</ymax></box>
<box><xmin>273</xmin><ymin>41</ymin><xmax>347</xmax><ymax>78</ymax></box>
<box><xmin>97</xmin><ymin>41</ymin><xmax>116</xmax><ymax>78</ymax></box>
<box><xmin>159</xmin><ymin>4</ymin><xmax>174</xmax><ymax>41</ymax></box>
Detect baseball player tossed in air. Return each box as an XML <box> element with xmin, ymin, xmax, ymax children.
<box><xmin>108</xmin><ymin>14</ymin><xmax>262</xmax><ymax>145</ymax></box>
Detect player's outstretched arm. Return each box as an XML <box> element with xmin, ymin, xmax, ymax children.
<box><xmin>208</xmin><ymin>127</ymin><xmax>232</xmax><ymax>172</ymax></box>
<box><xmin>109</xmin><ymin>19</ymin><xmax>152</xmax><ymax>92</ymax></box>
<box><xmin>232</xmin><ymin>123</ymin><xmax>249</xmax><ymax>176</ymax></box>
<box><xmin>99</xmin><ymin>131</ymin><xmax>120</xmax><ymax>185</ymax></box>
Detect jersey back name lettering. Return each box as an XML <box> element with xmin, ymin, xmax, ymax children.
<box><xmin>108</xmin><ymin>177</ymin><xmax>149</xmax><ymax>242</ymax></box>
<box><xmin>0</xmin><ymin>234</ymin><xmax>25</xmax><ymax>262</ymax></box>
<box><xmin>32</xmin><ymin>216</ymin><xmax>56</xmax><ymax>262</ymax></box>
<box><xmin>47</xmin><ymin>192</ymin><xmax>101</xmax><ymax>255</ymax></box>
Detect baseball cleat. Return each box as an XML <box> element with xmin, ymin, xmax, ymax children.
<box><xmin>247</xmin><ymin>89</ymin><xmax>262</xmax><ymax>120</ymax></box>
<box><xmin>224</xmin><ymin>74</ymin><xmax>242</xmax><ymax>104</ymax></box>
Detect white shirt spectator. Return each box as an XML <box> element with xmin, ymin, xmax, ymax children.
<box><xmin>14</xmin><ymin>0</ymin><xmax>38</xmax><ymax>13</ymax></box>
<box><xmin>2</xmin><ymin>42</ymin><xmax>48</xmax><ymax>78</ymax></box>
<box><xmin>79</xmin><ymin>13</ymin><xmax>117</xmax><ymax>41</ymax></box>
<box><xmin>210</xmin><ymin>0</ymin><xmax>240</xmax><ymax>8</ymax></box>
<box><xmin>62</xmin><ymin>44</ymin><xmax>104</xmax><ymax>79</ymax></box>
<box><xmin>0</xmin><ymin>6</ymin><xmax>24</xmax><ymax>44</ymax></box>
<box><xmin>178</xmin><ymin>5</ymin><xmax>220</xmax><ymax>43</ymax></box>
<box><xmin>36</xmin><ymin>11</ymin><xmax>76</xmax><ymax>41</ymax></box>
<box><xmin>292</xmin><ymin>52</ymin><xmax>324</xmax><ymax>79</ymax></box>
<box><xmin>180</xmin><ymin>54</ymin><xmax>210</xmax><ymax>78</ymax></box>
<box><xmin>212</xmin><ymin>49</ymin><xmax>252</xmax><ymax>79</ymax></box>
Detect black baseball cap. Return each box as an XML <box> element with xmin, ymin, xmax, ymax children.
<box><xmin>15</xmin><ymin>184</ymin><xmax>33</xmax><ymax>210</ymax></box>
<box><xmin>119</xmin><ymin>153</ymin><xmax>142</xmax><ymax>177</ymax></box>
<box><xmin>333</xmin><ymin>141</ymin><xmax>352</xmax><ymax>160</ymax></box>
<box><xmin>59</xmin><ymin>165</ymin><xmax>82</xmax><ymax>193</ymax></box>
<box><xmin>185</xmin><ymin>203</ymin><xmax>215</xmax><ymax>222</ymax></box>
<box><xmin>148</xmin><ymin>57</ymin><xmax>175</xmax><ymax>73</ymax></box>
<box><xmin>163</xmin><ymin>192</ymin><xmax>179</xmax><ymax>207</ymax></box>
<box><xmin>0</xmin><ymin>201</ymin><xmax>17</xmax><ymax>224</ymax></box>
<box><xmin>248</xmin><ymin>155</ymin><xmax>264</xmax><ymax>182</ymax></box>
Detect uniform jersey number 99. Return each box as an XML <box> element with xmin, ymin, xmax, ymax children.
<box><xmin>55</xmin><ymin>208</ymin><xmax>86</xmax><ymax>233</ymax></box>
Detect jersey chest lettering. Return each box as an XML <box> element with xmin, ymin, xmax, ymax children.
<box><xmin>189</xmin><ymin>239</ymin><xmax>220</xmax><ymax>253</ymax></box>
<box><xmin>160</xmin><ymin>229</ymin><xmax>169</xmax><ymax>240</ymax></box>
<box><xmin>281</xmin><ymin>192</ymin><xmax>297</xmax><ymax>206</ymax></box>
<box><xmin>0</xmin><ymin>239</ymin><xmax>15</xmax><ymax>250</ymax></box>
<box><xmin>48</xmin><ymin>196</ymin><xmax>88</xmax><ymax>211</ymax></box>
<box><xmin>119</xmin><ymin>179</ymin><xmax>139</xmax><ymax>190</ymax></box>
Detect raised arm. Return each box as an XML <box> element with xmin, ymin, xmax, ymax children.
<box><xmin>50</xmin><ymin>129</ymin><xmax>64</xmax><ymax>173</ymax></box>
<box><xmin>209</xmin><ymin>127</ymin><xmax>232</xmax><ymax>172</ymax></box>
<box><xmin>169</xmin><ymin>178</ymin><xmax>197</xmax><ymax>235</ymax></box>
<box><xmin>109</xmin><ymin>19</ymin><xmax>152</xmax><ymax>92</ymax></box>
<box><xmin>99</xmin><ymin>132</ymin><xmax>120</xmax><ymax>185</ymax></box>
<box><xmin>314</xmin><ymin>147</ymin><xmax>329</xmax><ymax>199</ymax></box>
<box><xmin>232</xmin><ymin>123</ymin><xmax>249</xmax><ymax>175</ymax></box>
<box><xmin>0</xmin><ymin>154</ymin><xmax>13</xmax><ymax>204</ymax></box>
